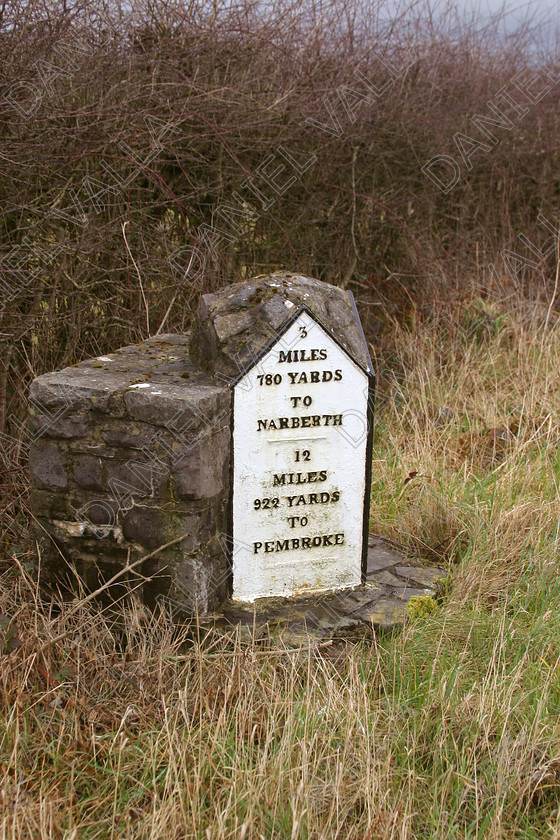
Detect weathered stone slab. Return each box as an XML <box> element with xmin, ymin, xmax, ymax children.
<box><xmin>371</xmin><ymin>568</ymin><xmax>407</xmax><ymax>587</ymax></box>
<box><xmin>394</xmin><ymin>565</ymin><xmax>445</xmax><ymax>588</ymax></box>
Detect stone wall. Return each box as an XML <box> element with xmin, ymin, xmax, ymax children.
<box><xmin>29</xmin><ymin>334</ymin><xmax>231</xmax><ymax>613</ymax></box>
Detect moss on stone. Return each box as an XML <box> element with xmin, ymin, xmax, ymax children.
<box><xmin>406</xmin><ymin>595</ymin><xmax>438</xmax><ymax>621</ymax></box>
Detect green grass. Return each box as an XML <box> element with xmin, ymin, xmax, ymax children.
<box><xmin>3</xmin><ymin>293</ymin><xmax>560</xmax><ymax>838</ymax></box>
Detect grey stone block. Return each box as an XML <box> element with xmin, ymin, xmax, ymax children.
<box><xmin>123</xmin><ymin>381</ymin><xmax>229</xmax><ymax>430</ymax></box>
<box><xmin>28</xmin><ymin>332</ymin><xmax>231</xmax><ymax>607</ymax></box>
<box><xmin>104</xmin><ymin>456</ymin><xmax>170</xmax><ymax>499</ymax></box>
<box><xmin>29</xmin><ymin>441</ymin><xmax>67</xmax><ymax>490</ymax></box>
<box><xmin>121</xmin><ymin>506</ymin><xmax>174</xmax><ymax>550</ymax></box>
<box><xmin>172</xmin><ymin>427</ymin><xmax>230</xmax><ymax>500</ymax></box>
<box><xmin>73</xmin><ymin>456</ymin><xmax>103</xmax><ymax>491</ymax></box>
<box><xmin>99</xmin><ymin>420</ymin><xmax>163</xmax><ymax>450</ymax></box>
<box><xmin>30</xmin><ymin>367</ymin><xmax>133</xmax><ymax>416</ymax></box>
<box><xmin>29</xmin><ymin>409</ymin><xmax>89</xmax><ymax>440</ymax></box>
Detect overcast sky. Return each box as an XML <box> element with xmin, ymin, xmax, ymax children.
<box><xmin>429</xmin><ymin>0</ymin><xmax>559</xmax><ymax>40</ymax></box>
<box><xmin>369</xmin><ymin>0</ymin><xmax>560</xmax><ymax>54</ymax></box>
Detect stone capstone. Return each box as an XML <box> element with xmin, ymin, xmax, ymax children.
<box><xmin>189</xmin><ymin>271</ymin><xmax>371</xmax><ymax>379</ymax></box>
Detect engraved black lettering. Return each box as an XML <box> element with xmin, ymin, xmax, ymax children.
<box><xmin>322</xmin><ymin>370</ymin><xmax>332</xmax><ymax>382</ymax></box>
<box><xmin>253</xmin><ymin>532</ymin><xmax>347</xmax><ymax>553</ymax></box>
<box><xmin>273</xmin><ymin>474</ymin><xmax>286</xmax><ymax>486</ymax></box>
<box><xmin>310</xmin><ymin>371</ymin><xmax>320</xmax><ymax>383</ymax></box>
<box><xmin>319</xmin><ymin>348</ymin><xmax>327</xmax><ymax>360</ymax></box>
<box><xmin>256</xmin><ymin>414</ymin><xmax>347</xmax><ymax>428</ymax></box>
<box><xmin>334</xmin><ymin>369</ymin><xmax>342</xmax><ymax>381</ymax></box>
<box><xmin>288</xmin><ymin>372</ymin><xmax>298</xmax><ymax>384</ymax></box>
<box><xmin>278</xmin><ymin>350</ymin><xmax>293</xmax><ymax>363</ymax></box>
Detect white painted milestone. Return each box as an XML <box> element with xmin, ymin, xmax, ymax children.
<box><xmin>232</xmin><ymin>307</ymin><xmax>371</xmax><ymax>602</ymax></box>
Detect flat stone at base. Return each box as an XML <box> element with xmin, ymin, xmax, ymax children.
<box><xmin>371</xmin><ymin>569</ymin><xmax>406</xmax><ymax>587</ymax></box>
<box><xmin>366</xmin><ymin>538</ymin><xmax>403</xmax><ymax>573</ymax></box>
<box><xmin>366</xmin><ymin>554</ymin><xmax>398</xmax><ymax>574</ymax></box>
<box><xmin>394</xmin><ymin>565</ymin><xmax>445</xmax><ymax>588</ymax></box>
<box><xmin>211</xmin><ymin>543</ymin><xmax>446</xmax><ymax>641</ymax></box>
<box><xmin>358</xmin><ymin>599</ymin><xmax>408</xmax><ymax>629</ymax></box>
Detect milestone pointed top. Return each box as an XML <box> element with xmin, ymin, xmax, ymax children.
<box><xmin>189</xmin><ymin>271</ymin><xmax>371</xmax><ymax>380</ymax></box>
